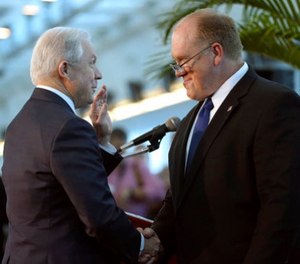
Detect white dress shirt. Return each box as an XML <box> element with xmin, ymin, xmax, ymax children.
<box><xmin>36</xmin><ymin>85</ymin><xmax>76</xmax><ymax>113</ymax></box>
<box><xmin>186</xmin><ymin>62</ymin><xmax>249</xmax><ymax>164</ymax></box>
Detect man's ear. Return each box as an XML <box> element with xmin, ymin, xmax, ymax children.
<box><xmin>211</xmin><ymin>42</ymin><xmax>223</xmax><ymax>66</ymax></box>
<box><xmin>58</xmin><ymin>61</ymin><xmax>70</xmax><ymax>79</ymax></box>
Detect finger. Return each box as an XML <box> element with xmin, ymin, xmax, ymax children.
<box><xmin>146</xmin><ymin>257</ymin><xmax>156</xmax><ymax>264</ymax></box>
<box><xmin>95</xmin><ymin>85</ymin><xmax>107</xmax><ymax>100</ymax></box>
<box><xmin>95</xmin><ymin>85</ymin><xmax>107</xmax><ymax>103</ymax></box>
<box><xmin>137</xmin><ymin>227</ymin><xmax>143</xmax><ymax>233</ymax></box>
<box><xmin>96</xmin><ymin>101</ymin><xmax>107</xmax><ymax>123</ymax></box>
<box><xmin>143</xmin><ymin>227</ymin><xmax>155</xmax><ymax>237</ymax></box>
<box><xmin>138</xmin><ymin>253</ymin><xmax>151</xmax><ymax>263</ymax></box>
<box><xmin>91</xmin><ymin>85</ymin><xmax>107</xmax><ymax>113</ymax></box>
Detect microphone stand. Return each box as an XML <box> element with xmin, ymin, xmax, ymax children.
<box><xmin>121</xmin><ymin>146</ymin><xmax>149</xmax><ymax>158</ymax></box>
<box><xmin>120</xmin><ymin>129</ymin><xmax>166</xmax><ymax>158</ymax></box>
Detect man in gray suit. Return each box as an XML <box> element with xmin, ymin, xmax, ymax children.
<box><xmin>1</xmin><ymin>27</ymin><xmax>159</xmax><ymax>264</ymax></box>
<box><xmin>142</xmin><ymin>9</ymin><xmax>300</xmax><ymax>264</ymax></box>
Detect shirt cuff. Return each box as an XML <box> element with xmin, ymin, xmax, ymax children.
<box><xmin>139</xmin><ymin>233</ymin><xmax>145</xmax><ymax>255</ymax></box>
<box><xmin>98</xmin><ymin>142</ymin><xmax>117</xmax><ymax>154</ymax></box>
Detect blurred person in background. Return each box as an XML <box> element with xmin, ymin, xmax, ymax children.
<box><xmin>1</xmin><ymin>27</ymin><xmax>160</xmax><ymax>264</ymax></box>
<box><xmin>109</xmin><ymin>128</ymin><xmax>165</xmax><ymax>219</ymax></box>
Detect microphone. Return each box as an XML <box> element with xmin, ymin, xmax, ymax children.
<box><xmin>119</xmin><ymin>116</ymin><xmax>180</xmax><ymax>152</ymax></box>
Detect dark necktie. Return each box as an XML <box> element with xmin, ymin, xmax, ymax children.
<box><xmin>186</xmin><ymin>97</ymin><xmax>214</xmax><ymax>173</ymax></box>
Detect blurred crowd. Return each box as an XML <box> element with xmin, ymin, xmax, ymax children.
<box><xmin>108</xmin><ymin>128</ymin><xmax>168</xmax><ymax>219</ymax></box>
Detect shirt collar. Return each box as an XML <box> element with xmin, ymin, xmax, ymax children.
<box><xmin>36</xmin><ymin>85</ymin><xmax>76</xmax><ymax>113</ymax></box>
<box><xmin>211</xmin><ymin>62</ymin><xmax>248</xmax><ymax>111</ymax></box>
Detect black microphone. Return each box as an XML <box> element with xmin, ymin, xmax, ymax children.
<box><xmin>119</xmin><ymin>117</ymin><xmax>180</xmax><ymax>152</ymax></box>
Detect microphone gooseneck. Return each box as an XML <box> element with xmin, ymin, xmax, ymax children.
<box><xmin>118</xmin><ymin>116</ymin><xmax>181</xmax><ymax>153</ymax></box>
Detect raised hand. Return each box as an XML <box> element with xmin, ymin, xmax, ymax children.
<box><xmin>89</xmin><ymin>85</ymin><xmax>112</xmax><ymax>145</ymax></box>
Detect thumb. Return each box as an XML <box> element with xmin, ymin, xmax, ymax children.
<box><xmin>143</xmin><ymin>227</ymin><xmax>155</xmax><ymax>238</ymax></box>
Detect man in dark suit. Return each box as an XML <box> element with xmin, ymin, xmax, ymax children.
<box><xmin>1</xmin><ymin>27</ymin><xmax>160</xmax><ymax>264</ymax></box>
<box><xmin>141</xmin><ymin>9</ymin><xmax>300</xmax><ymax>264</ymax></box>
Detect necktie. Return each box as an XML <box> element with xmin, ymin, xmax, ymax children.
<box><xmin>186</xmin><ymin>97</ymin><xmax>214</xmax><ymax>173</ymax></box>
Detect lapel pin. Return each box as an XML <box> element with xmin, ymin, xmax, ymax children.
<box><xmin>227</xmin><ymin>105</ymin><xmax>233</xmax><ymax>112</ymax></box>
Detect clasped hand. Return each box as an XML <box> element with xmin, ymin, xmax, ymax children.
<box><xmin>138</xmin><ymin>227</ymin><xmax>163</xmax><ymax>264</ymax></box>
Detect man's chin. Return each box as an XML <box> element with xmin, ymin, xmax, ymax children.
<box><xmin>186</xmin><ymin>88</ymin><xmax>195</xmax><ymax>100</ymax></box>
<box><xmin>87</xmin><ymin>96</ymin><xmax>94</xmax><ymax>105</ymax></box>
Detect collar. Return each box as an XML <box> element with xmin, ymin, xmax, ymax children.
<box><xmin>36</xmin><ymin>85</ymin><xmax>76</xmax><ymax>113</ymax></box>
<box><xmin>210</xmin><ymin>62</ymin><xmax>248</xmax><ymax>117</ymax></box>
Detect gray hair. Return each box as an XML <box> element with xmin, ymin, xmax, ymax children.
<box><xmin>30</xmin><ymin>27</ymin><xmax>90</xmax><ymax>85</ymax></box>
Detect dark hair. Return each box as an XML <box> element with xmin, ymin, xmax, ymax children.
<box><xmin>111</xmin><ymin>128</ymin><xmax>127</xmax><ymax>142</ymax></box>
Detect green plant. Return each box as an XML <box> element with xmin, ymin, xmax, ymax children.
<box><xmin>146</xmin><ymin>0</ymin><xmax>300</xmax><ymax>79</ymax></box>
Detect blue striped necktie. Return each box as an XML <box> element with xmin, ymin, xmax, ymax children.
<box><xmin>186</xmin><ymin>97</ymin><xmax>214</xmax><ymax>173</ymax></box>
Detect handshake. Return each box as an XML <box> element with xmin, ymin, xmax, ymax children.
<box><xmin>137</xmin><ymin>227</ymin><xmax>163</xmax><ymax>264</ymax></box>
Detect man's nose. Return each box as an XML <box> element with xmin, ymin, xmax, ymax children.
<box><xmin>176</xmin><ymin>68</ymin><xmax>186</xmax><ymax>78</ymax></box>
<box><xmin>95</xmin><ymin>67</ymin><xmax>102</xmax><ymax>80</ymax></box>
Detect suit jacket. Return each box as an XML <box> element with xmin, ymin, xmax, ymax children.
<box><xmin>152</xmin><ymin>67</ymin><xmax>300</xmax><ymax>264</ymax></box>
<box><xmin>1</xmin><ymin>89</ymin><xmax>141</xmax><ymax>264</ymax></box>
<box><xmin>0</xmin><ymin>177</ymin><xmax>7</xmax><ymax>260</ymax></box>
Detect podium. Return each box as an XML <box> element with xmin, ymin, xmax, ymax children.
<box><xmin>126</xmin><ymin>212</ymin><xmax>177</xmax><ymax>264</ymax></box>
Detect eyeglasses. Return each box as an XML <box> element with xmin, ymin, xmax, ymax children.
<box><xmin>170</xmin><ymin>45</ymin><xmax>212</xmax><ymax>73</ymax></box>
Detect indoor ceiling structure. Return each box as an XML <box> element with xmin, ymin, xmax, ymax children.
<box><xmin>0</xmin><ymin>0</ymin><xmax>171</xmax><ymax>61</ymax></box>
<box><xmin>0</xmin><ymin>0</ymin><xmax>179</xmax><ymax>125</ymax></box>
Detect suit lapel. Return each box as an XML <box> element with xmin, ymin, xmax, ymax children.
<box><xmin>171</xmin><ymin>102</ymin><xmax>202</xmax><ymax>208</ymax></box>
<box><xmin>175</xmin><ymin>67</ymin><xmax>257</xmax><ymax>210</ymax></box>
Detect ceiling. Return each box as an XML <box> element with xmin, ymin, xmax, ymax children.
<box><xmin>0</xmin><ymin>0</ymin><xmax>172</xmax><ymax>70</ymax></box>
<box><xmin>0</xmin><ymin>0</ymin><xmax>176</xmax><ymax>132</ymax></box>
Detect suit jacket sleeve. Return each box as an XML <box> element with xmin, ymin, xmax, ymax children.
<box><xmin>244</xmin><ymin>89</ymin><xmax>300</xmax><ymax>263</ymax></box>
<box><xmin>151</xmin><ymin>189</ymin><xmax>177</xmax><ymax>259</ymax></box>
<box><xmin>101</xmin><ymin>148</ymin><xmax>122</xmax><ymax>175</ymax></box>
<box><xmin>50</xmin><ymin>117</ymin><xmax>140</xmax><ymax>263</ymax></box>
<box><xmin>0</xmin><ymin>177</ymin><xmax>7</xmax><ymax>224</ymax></box>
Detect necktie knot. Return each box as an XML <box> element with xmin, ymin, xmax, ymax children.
<box><xmin>202</xmin><ymin>97</ymin><xmax>214</xmax><ymax>112</ymax></box>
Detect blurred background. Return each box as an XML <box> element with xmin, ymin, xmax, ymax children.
<box><xmin>0</xmin><ymin>0</ymin><xmax>299</xmax><ymax>175</ymax></box>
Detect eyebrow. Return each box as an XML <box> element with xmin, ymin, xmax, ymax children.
<box><xmin>171</xmin><ymin>57</ymin><xmax>186</xmax><ymax>67</ymax></box>
<box><xmin>171</xmin><ymin>56</ymin><xmax>180</xmax><ymax>65</ymax></box>
<box><xmin>171</xmin><ymin>53</ymin><xmax>188</xmax><ymax>64</ymax></box>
